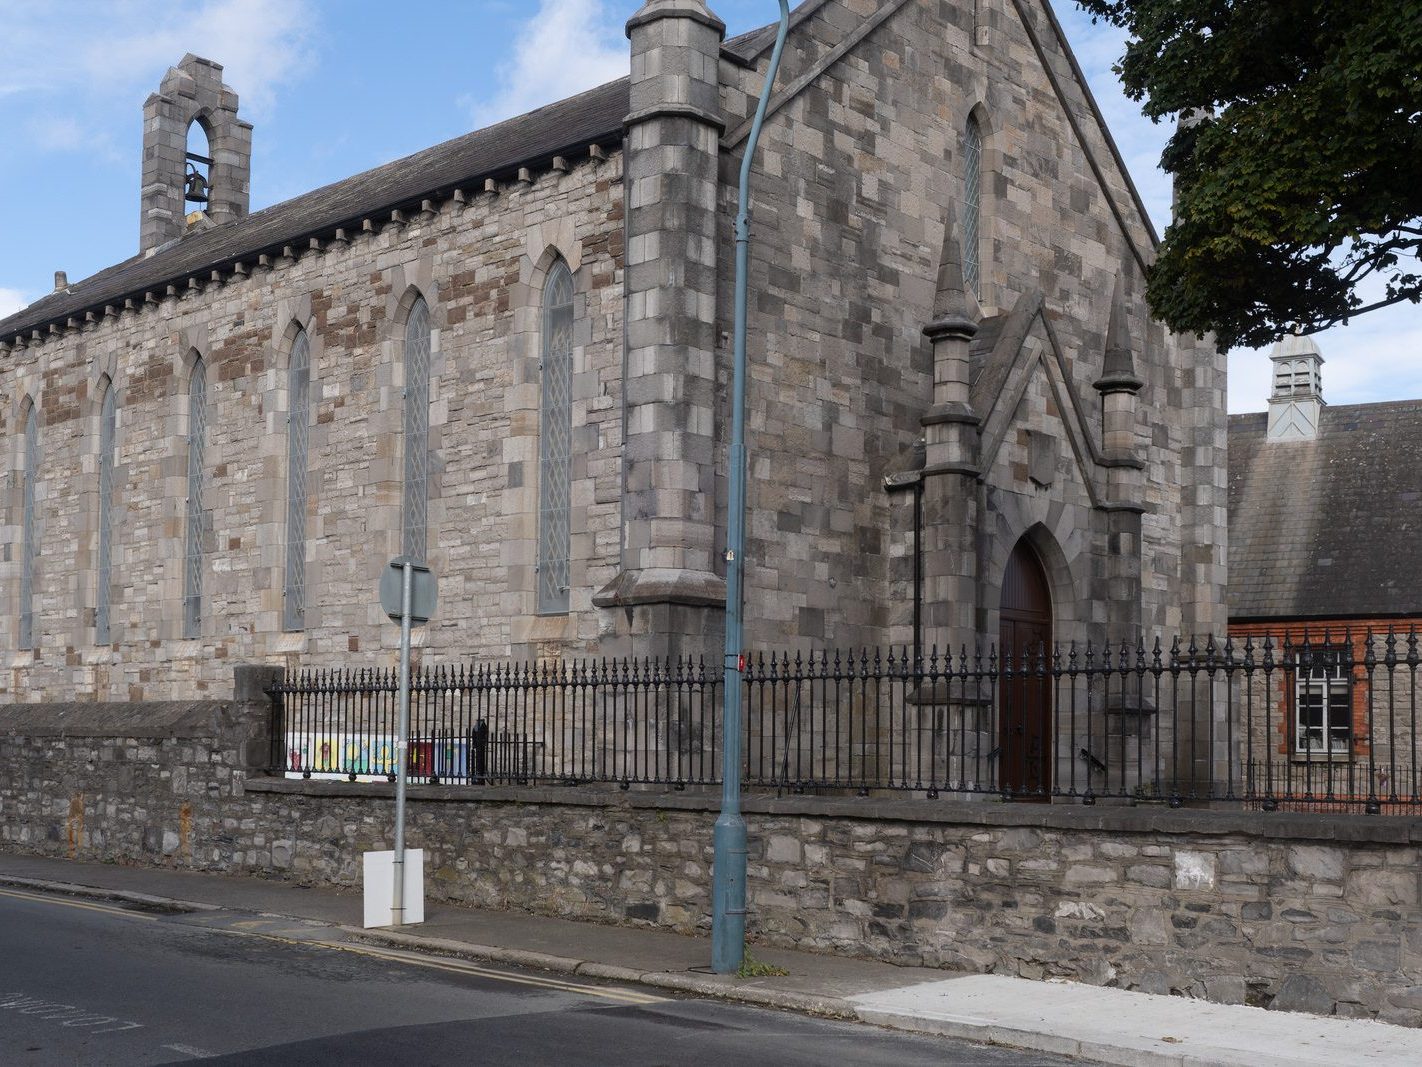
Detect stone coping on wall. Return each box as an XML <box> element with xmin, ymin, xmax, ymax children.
<box><xmin>243</xmin><ymin>776</ymin><xmax>1422</xmax><ymax>846</ymax></box>
<box><xmin>0</xmin><ymin>700</ymin><xmax>238</xmax><ymax>739</ymax></box>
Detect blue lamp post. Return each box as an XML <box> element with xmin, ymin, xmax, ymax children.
<box><xmin>711</xmin><ymin>0</ymin><xmax>791</xmax><ymax>976</ymax></box>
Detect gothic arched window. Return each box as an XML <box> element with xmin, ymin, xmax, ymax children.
<box><xmin>402</xmin><ymin>295</ymin><xmax>431</xmax><ymax>563</ymax></box>
<box><xmin>963</xmin><ymin>113</ymin><xmax>983</xmax><ymax>299</ymax></box>
<box><xmin>18</xmin><ymin>402</ymin><xmax>38</xmax><ymax>650</ymax></box>
<box><xmin>183</xmin><ymin>356</ymin><xmax>207</xmax><ymax>637</ymax></box>
<box><xmin>537</xmin><ymin>262</ymin><xmax>574</xmax><ymax>614</ymax></box>
<box><xmin>96</xmin><ymin>381</ymin><xmax>117</xmax><ymax>644</ymax></box>
<box><xmin>283</xmin><ymin>328</ymin><xmax>311</xmax><ymax>631</ymax></box>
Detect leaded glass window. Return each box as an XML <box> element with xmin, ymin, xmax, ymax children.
<box><xmin>18</xmin><ymin>404</ymin><xmax>38</xmax><ymax>650</ymax></box>
<box><xmin>183</xmin><ymin>357</ymin><xmax>207</xmax><ymax>638</ymax></box>
<box><xmin>283</xmin><ymin>329</ymin><xmax>310</xmax><ymax>631</ymax></box>
<box><xmin>963</xmin><ymin>114</ymin><xmax>983</xmax><ymax>299</ymax></box>
<box><xmin>537</xmin><ymin>262</ymin><xmax>573</xmax><ymax>614</ymax></box>
<box><xmin>402</xmin><ymin>296</ymin><xmax>431</xmax><ymax>563</ymax></box>
<box><xmin>96</xmin><ymin>384</ymin><xmax>116</xmax><ymax>644</ymax></box>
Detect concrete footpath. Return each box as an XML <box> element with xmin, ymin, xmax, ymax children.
<box><xmin>1</xmin><ymin>853</ymin><xmax>1419</xmax><ymax>1067</ymax></box>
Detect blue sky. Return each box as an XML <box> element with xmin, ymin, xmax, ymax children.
<box><xmin>1</xmin><ymin>0</ymin><xmax>1416</xmax><ymax>412</ymax></box>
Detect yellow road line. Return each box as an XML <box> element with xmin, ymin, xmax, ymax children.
<box><xmin>0</xmin><ymin>885</ymin><xmax>663</xmax><ymax>1006</ymax></box>
<box><xmin>266</xmin><ymin>936</ymin><xmax>665</xmax><ymax>1005</ymax></box>
<box><xmin>0</xmin><ymin>887</ymin><xmax>159</xmax><ymax>922</ymax></box>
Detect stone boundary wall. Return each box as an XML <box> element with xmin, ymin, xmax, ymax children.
<box><xmin>0</xmin><ymin>668</ymin><xmax>276</xmax><ymax>859</ymax></box>
<box><xmin>2</xmin><ymin>689</ymin><xmax>1420</xmax><ymax>1025</ymax></box>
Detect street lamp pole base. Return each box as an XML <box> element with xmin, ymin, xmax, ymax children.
<box><xmin>710</xmin><ymin>811</ymin><xmax>748</xmax><ymax>974</ymax></box>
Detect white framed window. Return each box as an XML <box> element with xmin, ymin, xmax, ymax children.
<box><xmin>1295</xmin><ymin>647</ymin><xmax>1352</xmax><ymax>754</ymax></box>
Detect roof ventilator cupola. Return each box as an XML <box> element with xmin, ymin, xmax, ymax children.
<box><xmin>1266</xmin><ymin>334</ymin><xmax>1324</xmax><ymax>441</ymax></box>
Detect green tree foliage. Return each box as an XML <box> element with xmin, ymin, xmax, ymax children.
<box><xmin>1079</xmin><ymin>0</ymin><xmax>1422</xmax><ymax>349</ymax></box>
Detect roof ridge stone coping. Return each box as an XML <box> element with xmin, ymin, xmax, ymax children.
<box><xmin>720</xmin><ymin>0</ymin><xmax>828</xmax><ymax>66</ymax></box>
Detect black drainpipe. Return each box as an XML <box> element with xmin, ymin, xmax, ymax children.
<box><xmin>912</xmin><ymin>475</ymin><xmax>923</xmax><ymax>667</ymax></box>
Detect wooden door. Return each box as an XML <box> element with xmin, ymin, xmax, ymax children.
<box><xmin>1000</xmin><ymin>539</ymin><xmax>1052</xmax><ymax>799</ymax></box>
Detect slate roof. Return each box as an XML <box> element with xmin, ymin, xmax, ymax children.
<box><xmin>0</xmin><ymin>77</ymin><xmax>631</xmax><ymax>341</ymax></box>
<box><xmin>0</xmin><ymin>3</ymin><xmax>811</xmax><ymax>345</ymax></box>
<box><xmin>1228</xmin><ymin>400</ymin><xmax>1422</xmax><ymax>620</ymax></box>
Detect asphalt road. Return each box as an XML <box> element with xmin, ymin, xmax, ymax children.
<box><xmin>0</xmin><ymin>887</ymin><xmax>1082</xmax><ymax>1066</ymax></box>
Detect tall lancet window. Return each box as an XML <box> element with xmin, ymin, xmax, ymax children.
<box><xmin>96</xmin><ymin>383</ymin><xmax>117</xmax><ymax>644</ymax></box>
<box><xmin>18</xmin><ymin>403</ymin><xmax>39</xmax><ymax>650</ymax></box>
<box><xmin>963</xmin><ymin>113</ymin><xmax>983</xmax><ymax>299</ymax></box>
<box><xmin>537</xmin><ymin>262</ymin><xmax>574</xmax><ymax>614</ymax></box>
<box><xmin>402</xmin><ymin>296</ymin><xmax>431</xmax><ymax>563</ymax></box>
<box><xmin>183</xmin><ymin>356</ymin><xmax>208</xmax><ymax>638</ymax></box>
<box><xmin>283</xmin><ymin>329</ymin><xmax>311</xmax><ymax>631</ymax></box>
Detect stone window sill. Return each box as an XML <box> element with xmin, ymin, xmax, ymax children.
<box><xmin>1289</xmin><ymin>751</ymin><xmax>1356</xmax><ymax>766</ymax></box>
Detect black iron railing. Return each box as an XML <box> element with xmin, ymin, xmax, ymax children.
<box><xmin>267</xmin><ymin>630</ymin><xmax>1422</xmax><ymax>811</ymax></box>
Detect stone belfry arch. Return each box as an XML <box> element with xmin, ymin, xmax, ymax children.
<box><xmin>140</xmin><ymin>54</ymin><xmax>252</xmax><ymax>253</ymax></box>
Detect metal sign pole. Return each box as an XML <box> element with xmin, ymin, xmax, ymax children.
<box><xmin>391</xmin><ymin>560</ymin><xmax>414</xmax><ymax>925</ymax></box>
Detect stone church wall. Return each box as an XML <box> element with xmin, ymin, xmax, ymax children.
<box><xmin>1</xmin><ymin>155</ymin><xmax>625</xmax><ymax>701</ymax></box>
<box><xmin>1</xmin><ymin>0</ymin><xmax>1229</xmax><ymax>706</ymax></box>
<box><xmin>715</xmin><ymin>0</ymin><xmax>1226</xmax><ymax>652</ymax></box>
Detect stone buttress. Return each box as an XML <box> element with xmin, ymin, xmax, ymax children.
<box><xmin>594</xmin><ymin>0</ymin><xmax>729</xmax><ymax>658</ymax></box>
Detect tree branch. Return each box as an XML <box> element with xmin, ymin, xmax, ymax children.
<box><xmin>1313</xmin><ymin>289</ymin><xmax>1422</xmax><ymax>329</ymax></box>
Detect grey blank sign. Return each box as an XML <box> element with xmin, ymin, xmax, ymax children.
<box><xmin>379</xmin><ymin>556</ymin><xmax>438</xmax><ymax>624</ymax></box>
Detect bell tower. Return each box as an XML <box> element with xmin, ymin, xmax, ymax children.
<box><xmin>140</xmin><ymin>54</ymin><xmax>251</xmax><ymax>254</ymax></box>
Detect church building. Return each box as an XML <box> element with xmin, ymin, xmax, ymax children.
<box><xmin>0</xmin><ymin>0</ymin><xmax>1226</xmax><ymax>704</ymax></box>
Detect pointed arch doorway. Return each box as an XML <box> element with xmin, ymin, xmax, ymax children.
<box><xmin>1000</xmin><ymin>538</ymin><xmax>1053</xmax><ymax>799</ymax></box>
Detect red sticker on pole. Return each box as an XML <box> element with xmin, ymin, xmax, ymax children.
<box><xmin>738</xmin><ymin>653</ymin><xmax>745</xmax><ymax>672</ymax></box>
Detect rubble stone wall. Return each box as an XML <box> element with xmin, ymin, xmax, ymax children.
<box><xmin>2</xmin><ymin>691</ymin><xmax>1419</xmax><ymax>1025</ymax></box>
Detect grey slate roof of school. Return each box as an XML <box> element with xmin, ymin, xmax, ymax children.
<box><xmin>1228</xmin><ymin>400</ymin><xmax>1422</xmax><ymax>620</ymax></box>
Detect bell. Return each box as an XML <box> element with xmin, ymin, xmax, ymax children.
<box><xmin>184</xmin><ymin>167</ymin><xmax>209</xmax><ymax>205</ymax></box>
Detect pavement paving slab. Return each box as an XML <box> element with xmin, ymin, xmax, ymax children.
<box><xmin>851</xmin><ymin>975</ymin><xmax>1422</xmax><ymax>1067</ymax></box>
<box><xmin>4</xmin><ymin>851</ymin><xmax>1422</xmax><ymax>1067</ymax></box>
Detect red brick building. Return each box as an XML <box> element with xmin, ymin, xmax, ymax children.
<box><xmin>1228</xmin><ymin>338</ymin><xmax>1422</xmax><ymax>805</ymax></box>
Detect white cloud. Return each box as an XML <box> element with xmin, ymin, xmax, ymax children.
<box><xmin>0</xmin><ymin>0</ymin><xmax>315</xmax><ymax>127</ymax></box>
<box><xmin>0</xmin><ymin>287</ymin><xmax>30</xmax><ymax>319</ymax></box>
<box><xmin>23</xmin><ymin>115</ymin><xmax>102</xmax><ymax>155</ymax></box>
<box><xmin>462</xmin><ymin>0</ymin><xmax>629</xmax><ymax>130</ymax></box>
<box><xmin>81</xmin><ymin>0</ymin><xmax>316</xmax><ymax>119</ymax></box>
